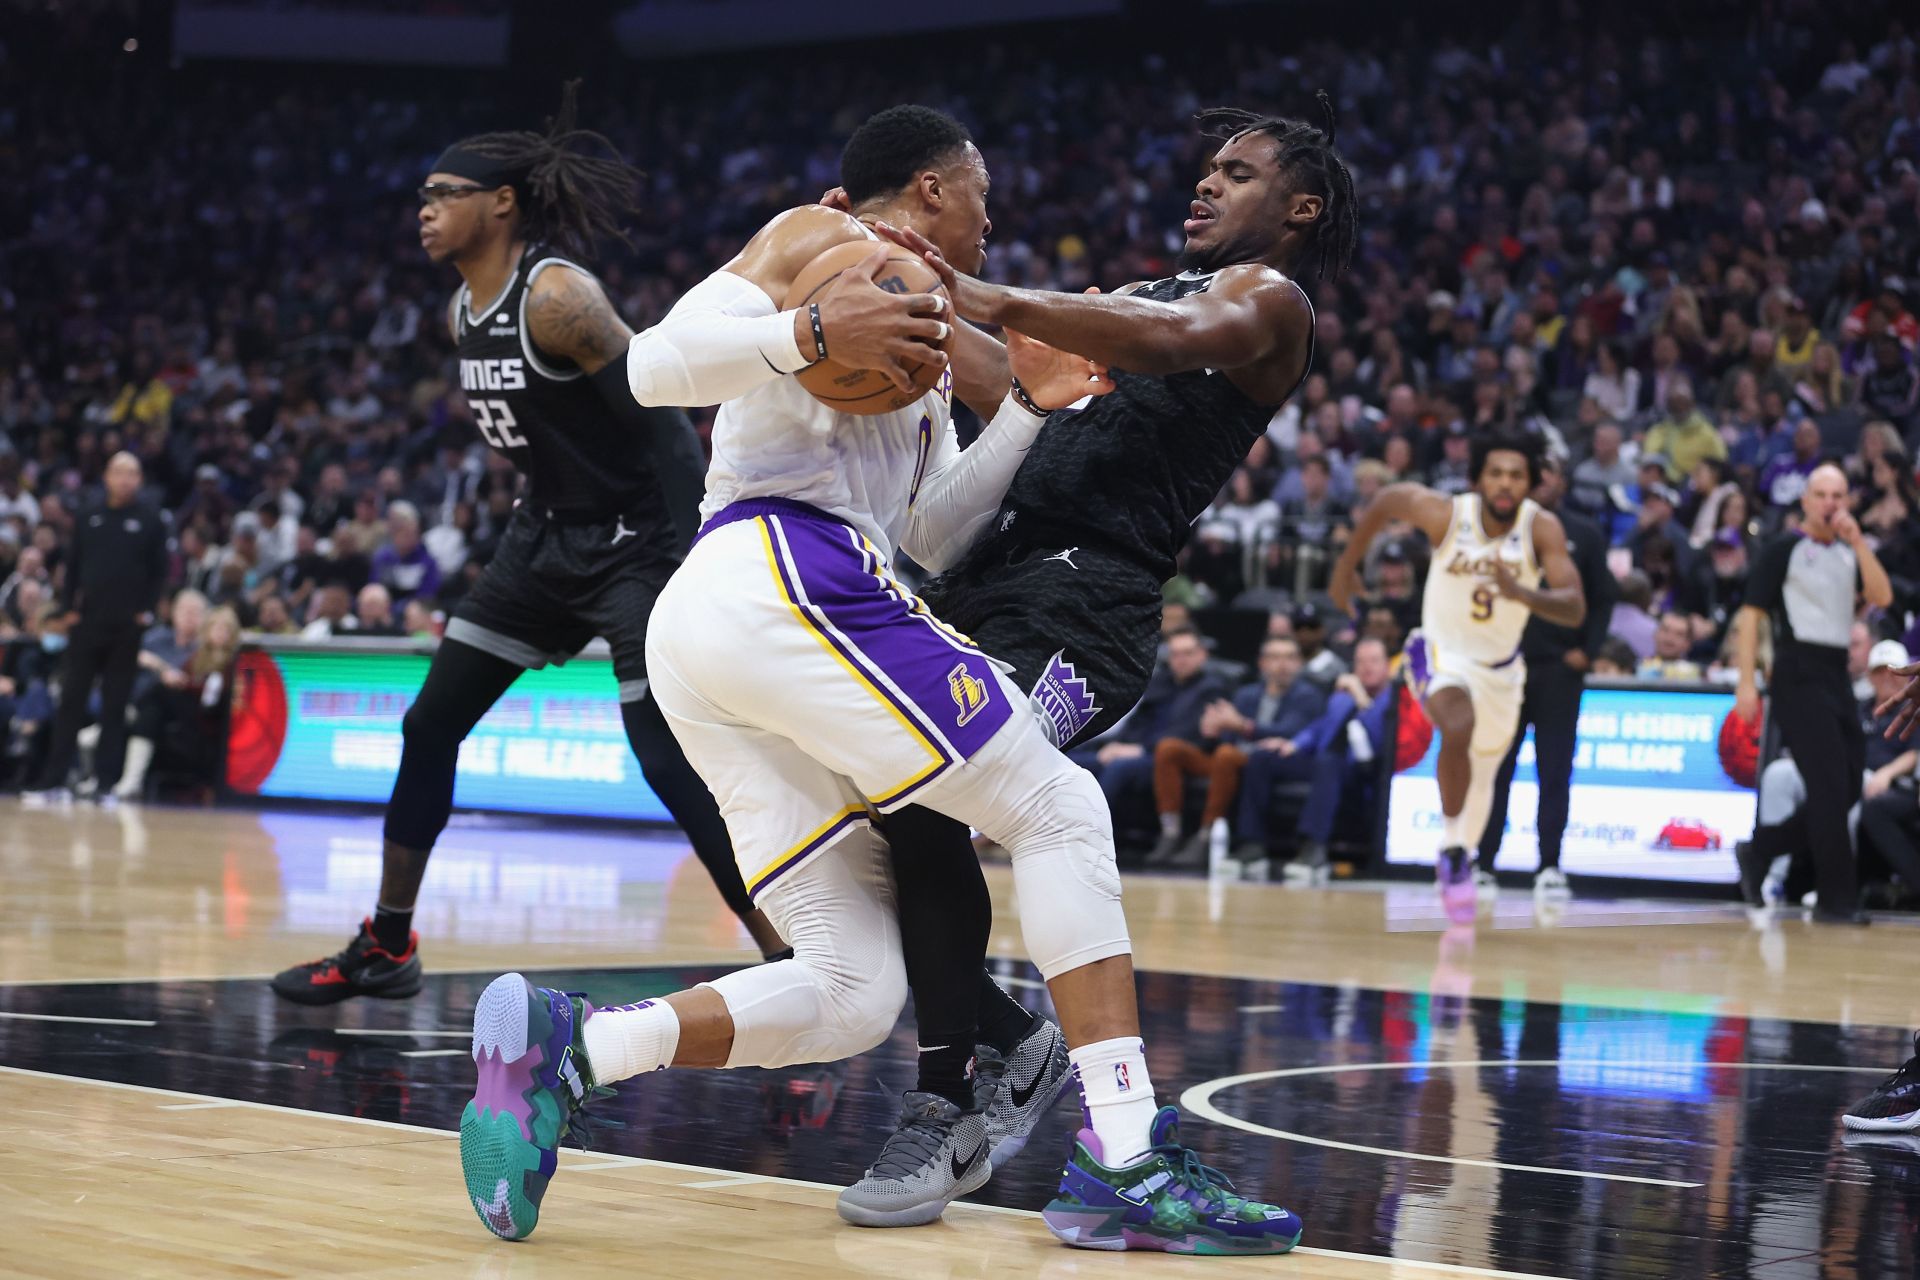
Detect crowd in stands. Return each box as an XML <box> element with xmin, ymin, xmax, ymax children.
<box><xmin>3</xmin><ymin>3</ymin><xmax>1920</xmax><ymax>889</ymax></box>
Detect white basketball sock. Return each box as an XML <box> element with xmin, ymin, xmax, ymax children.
<box><xmin>581</xmin><ymin>999</ymin><xmax>680</xmax><ymax>1084</ymax></box>
<box><xmin>1070</xmin><ymin>1036</ymin><xmax>1158</xmax><ymax>1167</ymax></box>
<box><xmin>1442</xmin><ymin>807</ymin><xmax>1470</xmax><ymax>850</ymax></box>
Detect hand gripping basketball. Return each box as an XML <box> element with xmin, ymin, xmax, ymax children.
<box><xmin>810</xmin><ymin>245</ymin><xmax>951</xmax><ymax>394</ymax></box>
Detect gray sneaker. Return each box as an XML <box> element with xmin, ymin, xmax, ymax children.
<box><xmin>976</xmin><ymin>1016</ymin><xmax>1072</xmax><ymax>1171</ymax></box>
<box><xmin>1144</xmin><ymin>831</ymin><xmax>1183</xmax><ymax>865</ymax></box>
<box><xmin>836</xmin><ymin>1091</ymin><xmax>991</xmax><ymax>1227</ymax></box>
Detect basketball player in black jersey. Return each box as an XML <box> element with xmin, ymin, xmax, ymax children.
<box><xmin>847</xmin><ymin>100</ymin><xmax>1351</xmax><ymax>1220</ymax></box>
<box><xmin>273</xmin><ymin>89</ymin><xmax>785</xmax><ymax>1005</ymax></box>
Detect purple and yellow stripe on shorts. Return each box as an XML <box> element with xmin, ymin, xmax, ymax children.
<box><xmin>707</xmin><ymin>497</ymin><xmax>1014</xmax><ymax>823</ymax></box>
<box><xmin>745</xmin><ymin>803</ymin><xmax>871</xmax><ymax>901</ymax></box>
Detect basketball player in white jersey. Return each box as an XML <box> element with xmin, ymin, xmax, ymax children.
<box><xmin>457</xmin><ymin>106</ymin><xmax>1305</xmax><ymax>1256</ymax></box>
<box><xmin>1333</xmin><ymin>431</ymin><xmax>1586</xmax><ymax>920</ymax></box>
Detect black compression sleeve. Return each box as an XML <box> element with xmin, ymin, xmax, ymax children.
<box><xmin>588</xmin><ymin>360</ymin><xmax>706</xmax><ymax>552</ymax></box>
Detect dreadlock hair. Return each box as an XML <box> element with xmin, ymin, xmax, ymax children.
<box><xmin>447</xmin><ymin>81</ymin><xmax>640</xmax><ymax>260</ymax></box>
<box><xmin>1196</xmin><ymin>91</ymin><xmax>1358</xmax><ymax>281</ymax></box>
<box><xmin>1469</xmin><ymin>428</ymin><xmax>1544</xmax><ymax>489</ymax></box>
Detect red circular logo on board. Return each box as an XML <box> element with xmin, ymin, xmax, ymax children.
<box><xmin>226</xmin><ymin>650</ymin><xmax>289</xmax><ymax>794</ymax></box>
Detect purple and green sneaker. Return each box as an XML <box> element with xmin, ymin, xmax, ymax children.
<box><xmin>1042</xmin><ymin>1107</ymin><xmax>1303</xmax><ymax>1255</ymax></box>
<box><xmin>460</xmin><ymin>972</ymin><xmax>608</xmax><ymax>1241</ymax></box>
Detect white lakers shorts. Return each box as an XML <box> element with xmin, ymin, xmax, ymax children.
<box><xmin>646</xmin><ymin>498</ymin><xmax>1020</xmax><ymax>901</ymax></box>
<box><xmin>1404</xmin><ymin>629</ymin><xmax>1525</xmax><ymax>758</ymax></box>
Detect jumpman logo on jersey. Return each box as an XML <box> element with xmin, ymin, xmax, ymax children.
<box><xmin>1044</xmin><ymin>547</ymin><xmax>1080</xmax><ymax>570</ymax></box>
<box><xmin>610</xmin><ymin>517</ymin><xmax>637</xmax><ymax>545</ymax></box>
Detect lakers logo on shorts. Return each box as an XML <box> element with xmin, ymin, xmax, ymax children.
<box><xmin>948</xmin><ymin>664</ymin><xmax>990</xmax><ymax>727</ymax></box>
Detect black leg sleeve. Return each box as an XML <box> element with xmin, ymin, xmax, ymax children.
<box><xmin>381</xmin><ymin>638</ymin><xmax>525</xmax><ymax>852</ymax></box>
<box><xmin>620</xmin><ymin>692</ymin><xmax>754</xmax><ymax>919</ymax></box>
<box><xmin>885</xmin><ymin>804</ymin><xmax>993</xmax><ymax>1054</ymax></box>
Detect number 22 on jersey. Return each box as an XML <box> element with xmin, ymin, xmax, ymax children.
<box><xmin>471</xmin><ymin>399</ymin><xmax>528</xmax><ymax>450</ymax></box>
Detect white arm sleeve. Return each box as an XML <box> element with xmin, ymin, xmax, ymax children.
<box><xmin>626</xmin><ymin>269</ymin><xmax>810</xmax><ymax>407</ymax></box>
<box><xmin>900</xmin><ymin>394</ymin><xmax>1048</xmax><ymax>573</ymax></box>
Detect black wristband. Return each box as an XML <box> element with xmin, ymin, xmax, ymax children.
<box><xmin>1009</xmin><ymin>377</ymin><xmax>1047</xmax><ymax>417</ymax></box>
<box><xmin>807</xmin><ymin>302</ymin><xmax>828</xmax><ymax>363</ymax></box>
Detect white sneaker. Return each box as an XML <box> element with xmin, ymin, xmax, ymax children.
<box><xmin>1533</xmin><ymin>867</ymin><xmax>1571</xmax><ymax>897</ymax></box>
<box><xmin>20</xmin><ymin>787</ymin><xmax>72</xmax><ymax>808</ymax></box>
<box><xmin>1473</xmin><ymin>867</ymin><xmax>1500</xmax><ymax>899</ymax></box>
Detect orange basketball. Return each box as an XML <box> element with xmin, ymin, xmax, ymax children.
<box><xmin>783</xmin><ymin>239</ymin><xmax>952</xmax><ymax>416</ymax></box>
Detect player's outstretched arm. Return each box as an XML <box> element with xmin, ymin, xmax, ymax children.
<box><xmin>874</xmin><ymin>221</ymin><xmax>1308</xmax><ymax>381</ymax></box>
<box><xmin>527</xmin><ymin>263</ymin><xmax>708</xmax><ymax>546</ymax></box>
<box><xmin>1329</xmin><ymin>483</ymin><xmax>1451</xmax><ymax>616</ymax></box>
<box><xmin>1487</xmin><ymin>509</ymin><xmax>1585</xmax><ymax>628</ymax></box>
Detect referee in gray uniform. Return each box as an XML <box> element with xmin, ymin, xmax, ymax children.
<box><xmin>1735</xmin><ymin>463</ymin><xmax>1893</xmax><ymax>925</ymax></box>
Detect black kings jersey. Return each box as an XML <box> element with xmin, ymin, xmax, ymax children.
<box><xmin>996</xmin><ymin>269</ymin><xmax>1313</xmax><ymax>581</ymax></box>
<box><xmin>453</xmin><ymin>246</ymin><xmax>666</xmax><ymax>520</ymax></box>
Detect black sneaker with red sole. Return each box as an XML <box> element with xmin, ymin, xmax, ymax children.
<box><xmin>270</xmin><ymin>919</ymin><xmax>424</xmax><ymax>1005</ymax></box>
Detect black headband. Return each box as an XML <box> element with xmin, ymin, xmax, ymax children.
<box><xmin>430</xmin><ymin>144</ymin><xmax>530</xmax><ymax>190</ymax></box>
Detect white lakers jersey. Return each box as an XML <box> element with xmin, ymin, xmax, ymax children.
<box><xmin>699</xmin><ymin>226</ymin><xmax>956</xmax><ymax>563</ymax></box>
<box><xmin>1420</xmin><ymin>493</ymin><xmax>1544</xmax><ymax>667</ymax></box>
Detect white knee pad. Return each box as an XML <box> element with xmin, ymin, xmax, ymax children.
<box><xmin>706</xmin><ymin>830</ymin><xmax>906</xmax><ymax>1069</ymax></box>
<box><xmin>920</xmin><ymin>717</ymin><xmax>1131</xmax><ymax>981</ymax></box>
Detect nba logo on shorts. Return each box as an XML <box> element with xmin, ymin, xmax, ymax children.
<box><xmin>1113</xmin><ymin>1062</ymin><xmax>1131</xmax><ymax>1092</ymax></box>
<box><xmin>947</xmin><ymin>663</ymin><xmax>990</xmax><ymax>727</ymax></box>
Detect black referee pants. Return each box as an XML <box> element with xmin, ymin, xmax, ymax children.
<box><xmin>1479</xmin><ymin>657</ymin><xmax>1584</xmax><ymax>871</ymax></box>
<box><xmin>33</xmin><ymin>617</ymin><xmax>142</xmax><ymax>792</ymax></box>
<box><xmin>1770</xmin><ymin>668</ymin><xmax>1865</xmax><ymax>912</ymax></box>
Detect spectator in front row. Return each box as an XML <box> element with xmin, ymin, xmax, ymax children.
<box><xmin>402</xmin><ymin>597</ymin><xmax>438</xmax><ymax>640</ymax></box>
<box><xmin>1591</xmin><ymin>637</ymin><xmax>1640</xmax><ymax>675</ymax></box>
<box><xmin>352</xmin><ymin>583</ymin><xmax>402</xmax><ymax>638</ymax></box>
<box><xmin>1146</xmin><ymin>637</ymin><xmax>1327</xmax><ymax>868</ymax></box>
<box><xmin>301</xmin><ymin>584</ymin><xmax>352</xmax><ymax>639</ymax></box>
<box><xmin>115</xmin><ymin>606</ymin><xmax>243</xmax><ymax>798</ymax></box>
<box><xmin>1</xmin><ymin>601</ymin><xmax>69</xmax><ymax>778</ymax></box>
<box><xmin>254</xmin><ymin>595</ymin><xmax>295</xmax><ymax>635</ymax></box>
<box><xmin>1638</xmin><ymin>612</ymin><xmax>1704</xmax><ymax>682</ymax></box>
<box><xmin>1242</xmin><ymin>637</ymin><xmax>1398</xmax><ymax>882</ymax></box>
<box><xmin>1088</xmin><ymin>626</ymin><xmax>1228</xmax><ymax>826</ymax></box>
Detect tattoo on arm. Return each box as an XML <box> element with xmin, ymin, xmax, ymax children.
<box><xmin>527</xmin><ymin>267</ymin><xmax>634</xmax><ymax>375</ymax></box>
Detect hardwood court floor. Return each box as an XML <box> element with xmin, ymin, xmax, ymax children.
<box><xmin>2</xmin><ymin>801</ymin><xmax>1916</xmax><ymax>1278</ymax></box>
